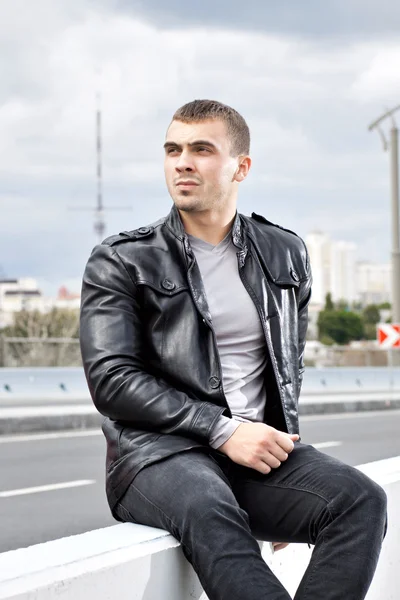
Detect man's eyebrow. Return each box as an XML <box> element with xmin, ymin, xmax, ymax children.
<box><xmin>163</xmin><ymin>140</ymin><xmax>217</xmax><ymax>150</ymax></box>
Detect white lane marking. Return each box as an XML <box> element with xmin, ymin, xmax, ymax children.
<box><xmin>301</xmin><ymin>409</ymin><xmax>400</xmax><ymax>422</ymax></box>
<box><xmin>0</xmin><ymin>405</ymin><xmax>96</xmax><ymax>417</ymax></box>
<box><xmin>0</xmin><ymin>480</ymin><xmax>96</xmax><ymax>498</ymax></box>
<box><xmin>0</xmin><ymin>430</ymin><xmax>102</xmax><ymax>444</ymax></box>
<box><xmin>311</xmin><ymin>441</ymin><xmax>342</xmax><ymax>449</ymax></box>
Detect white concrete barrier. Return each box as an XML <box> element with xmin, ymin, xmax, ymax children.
<box><xmin>1</xmin><ymin>456</ymin><xmax>399</xmax><ymax>600</ymax></box>
<box><xmin>0</xmin><ymin>525</ymin><xmax>204</xmax><ymax>600</ymax></box>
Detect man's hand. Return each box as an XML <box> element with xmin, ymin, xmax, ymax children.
<box><xmin>218</xmin><ymin>422</ymin><xmax>299</xmax><ymax>474</ymax></box>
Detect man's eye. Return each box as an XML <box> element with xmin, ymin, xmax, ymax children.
<box><xmin>167</xmin><ymin>148</ymin><xmax>179</xmax><ymax>154</ymax></box>
<box><xmin>197</xmin><ymin>147</ymin><xmax>210</xmax><ymax>153</ymax></box>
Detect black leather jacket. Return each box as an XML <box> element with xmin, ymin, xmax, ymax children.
<box><xmin>80</xmin><ymin>205</ymin><xmax>312</xmax><ymax>513</ymax></box>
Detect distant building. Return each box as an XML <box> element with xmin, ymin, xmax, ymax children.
<box><xmin>0</xmin><ymin>279</ymin><xmax>80</xmax><ymax>329</ymax></box>
<box><xmin>305</xmin><ymin>232</ymin><xmax>357</xmax><ymax>307</ymax></box>
<box><xmin>0</xmin><ymin>278</ymin><xmax>45</xmax><ymax>328</ymax></box>
<box><xmin>307</xmin><ymin>304</ymin><xmax>321</xmax><ymax>340</ymax></box>
<box><xmin>54</xmin><ymin>286</ymin><xmax>81</xmax><ymax>310</ymax></box>
<box><xmin>305</xmin><ymin>230</ymin><xmax>393</xmax><ymax>309</ymax></box>
<box><xmin>304</xmin><ymin>232</ymin><xmax>331</xmax><ymax>306</ymax></box>
<box><xmin>356</xmin><ymin>262</ymin><xmax>391</xmax><ymax>306</ymax></box>
<box><xmin>329</xmin><ymin>241</ymin><xmax>357</xmax><ymax>305</ymax></box>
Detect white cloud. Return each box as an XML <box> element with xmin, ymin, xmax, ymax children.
<box><xmin>350</xmin><ymin>43</ymin><xmax>400</xmax><ymax>103</ymax></box>
<box><xmin>0</xmin><ymin>0</ymin><xmax>399</xmax><ymax>287</ymax></box>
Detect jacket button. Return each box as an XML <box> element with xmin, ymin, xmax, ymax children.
<box><xmin>162</xmin><ymin>278</ymin><xmax>176</xmax><ymax>291</ymax></box>
<box><xmin>209</xmin><ymin>376</ymin><xmax>221</xmax><ymax>389</ymax></box>
<box><xmin>137</xmin><ymin>227</ymin><xmax>151</xmax><ymax>235</ymax></box>
<box><xmin>290</xmin><ymin>269</ymin><xmax>299</xmax><ymax>282</ymax></box>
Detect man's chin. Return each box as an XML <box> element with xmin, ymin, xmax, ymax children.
<box><xmin>173</xmin><ymin>197</ymin><xmax>202</xmax><ymax>213</ymax></box>
<box><xmin>176</xmin><ymin>204</ymin><xmax>197</xmax><ymax>213</ymax></box>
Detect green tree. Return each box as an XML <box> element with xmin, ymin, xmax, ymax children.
<box><xmin>351</xmin><ymin>301</ymin><xmax>363</xmax><ymax>312</ymax></box>
<box><xmin>0</xmin><ymin>309</ymin><xmax>81</xmax><ymax>367</ymax></box>
<box><xmin>318</xmin><ymin>309</ymin><xmax>364</xmax><ymax>345</ymax></box>
<box><xmin>362</xmin><ymin>304</ymin><xmax>380</xmax><ymax>324</ymax></box>
<box><xmin>336</xmin><ymin>299</ymin><xmax>349</xmax><ymax>311</ymax></box>
<box><xmin>362</xmin><ymin>304</ymin><xmax>381</xmax><ymax>340</ymax></box>
<box><xmin>1</xmin><ymin>308</ymin><xmax>80</xmax><ymax>339</ymax></box>
<box><xmin>378</xmin><ymin>302</ymin><xmax>391</xmax><ymax>310</ymax></box>
<box><xmin>324</xmin><ymin>292</ymin><xmax>335</xmax><ymax>311</ymax></box>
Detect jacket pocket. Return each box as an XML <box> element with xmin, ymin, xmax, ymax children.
<box><xmin>136</xmin><ymin>277</ymin><xmax>189</xmax><ymax>297</ymax></box>
<box><xmin>273</xmin><ymin>267</ymin><xmax>301</xmax><ymax>289</ymax></box>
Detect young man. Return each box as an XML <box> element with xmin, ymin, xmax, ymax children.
<box><xmin>80</xmin><ymin>100</ymin><xmax>387</xmax><ymax>600</ymax></box>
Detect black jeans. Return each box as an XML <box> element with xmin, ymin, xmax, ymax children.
<box><xmin>114</xmin><ymin>443</ymin><xmax>387</xmax><ymax>600</ymax></box>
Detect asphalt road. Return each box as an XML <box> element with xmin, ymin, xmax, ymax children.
<box><xmin>1</xmin><ymin>409</ymin><xmax>400</xmax><ymax>554</ymax></box>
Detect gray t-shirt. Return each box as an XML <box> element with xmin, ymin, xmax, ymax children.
<box><xmin>188</xmin><ymin>232</ymin><xmax>267</xmax><ymax>449</ymax></box>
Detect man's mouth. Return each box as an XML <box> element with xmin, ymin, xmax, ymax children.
<box><xmin>176</xmin><ymin>181</ymin><xmax>199</xmax><ymax>187</ymax></box>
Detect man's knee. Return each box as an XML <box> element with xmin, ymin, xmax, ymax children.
<box><xmin>335</xmin><ymin>465</ymin><xmax>387</xmax><ymax>525</ymax></box>
<box><xmin>362</xmin><ymin>477</ymin><xmax>387</xmax><ymax>535</ymax></box>
<box><xmin>357</xmin><ymin>475</ymin><xmax>388</xmax><ymax>544</ymax></box>
<box><xmin>353</xmin><ymin>468</ymin><xmax>386</xmax><ymax>511</ymax></box>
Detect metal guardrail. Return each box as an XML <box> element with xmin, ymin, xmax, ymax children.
<box><xmin>0</xmin><ymin>367</ymin><xmax>400</xmax><ymax>402</ymax></box>
<box><xmin>303</xmin><ymin>367</ymin><xmax>400</xmax><ymax>393</ymax></box>
<box><xmin>0</xmin><ymin>367</ymin><xmax>88</xmax><ymax>401</ymax></box>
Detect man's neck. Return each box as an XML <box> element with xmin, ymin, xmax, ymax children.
<box><xmin>178</xmin><ymin>209</ymin><xmax>236</xmax><ymax>246</ymax></box>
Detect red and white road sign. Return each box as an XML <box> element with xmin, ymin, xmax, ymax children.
<box><xmin>377</xmin><ymin>324</ymin><xmax>400</xmax><ymax>348</ymax></box>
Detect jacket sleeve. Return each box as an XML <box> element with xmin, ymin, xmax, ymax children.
<box><xmin>79</xmin><ymin>243</ymin><xmax>225</xmax><ymax>442</ymax></box>
<box><xmin>297</xmin><ymin>251</ymin><xmax>312</xmax><ymax>394</ymax></box>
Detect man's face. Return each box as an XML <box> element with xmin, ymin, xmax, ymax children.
<box><xmin>164</xmin><ymin>119</ymin><xmax>243</xmax><ymax>213</ymax></box>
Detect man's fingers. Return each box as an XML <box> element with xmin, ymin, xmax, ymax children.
<box><xmin>269</xmin><ymin>444</ymin><xmax>289</xmax><ymax>462</ymax></box>
<box><xmin>277</xmin><ymin>436</ymin><xmax>297</xmax><ymax>454</ymax></box>
<box><xmin>264</xmin><ymin>452</ymin><xmax>282</xmax><ymax>469</ymax></box>
<box><xmin>253</xmin><ymin>452</ymin><xmax>281</xmax><ymax>471</ymax></box>
<box><xmin>254</xmin><ymin>461</ymin><xmax>272</xmax><ymax>475</ymax></box>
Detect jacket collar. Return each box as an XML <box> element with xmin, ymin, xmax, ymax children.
<box><xmin>165</xmin><ymin>204</ymin><xmax>245</xmax><ymax>250</ymax></box>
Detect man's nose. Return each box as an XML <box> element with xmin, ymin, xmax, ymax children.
<box><xmin>175</xmin><ymin>151</ymin><xmax>194</xmax><ymax>172</ymax></box>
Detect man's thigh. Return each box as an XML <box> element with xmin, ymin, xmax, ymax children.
<box><xmin>115</xmin><ymin>449</ymin><xmax>237</xmax><ymax>537</ymax></box>
<box><xmin>231</xmin><ymin>442</ymin><xmax>381</xmax><ymax>544</ymax></box>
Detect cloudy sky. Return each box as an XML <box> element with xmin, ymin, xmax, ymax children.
<box><xmin>1</xmin><ymin>0</ymin><xmax>400</xmax><ymax>295</ymax></box>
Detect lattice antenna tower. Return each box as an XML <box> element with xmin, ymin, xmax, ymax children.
<box><xmin>69</xmin><ymin>93</ymin><xmax>131</xmax><ymax>243</ymax></box>
<box><xmin>94</xmin><ymin>92</ymin><xmax>105</xmax><ymax>241</ymax></box>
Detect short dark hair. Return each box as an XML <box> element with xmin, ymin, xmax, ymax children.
<box><xmin>172</xmin><ymin>99</ymin><xmax>250</xmax><ymax>156</ymax></box>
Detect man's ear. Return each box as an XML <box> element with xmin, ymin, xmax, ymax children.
<box><xmin>234</xmin><ymin>156</ymin><xmax>251</xmax><ymax>182</ymax></box>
